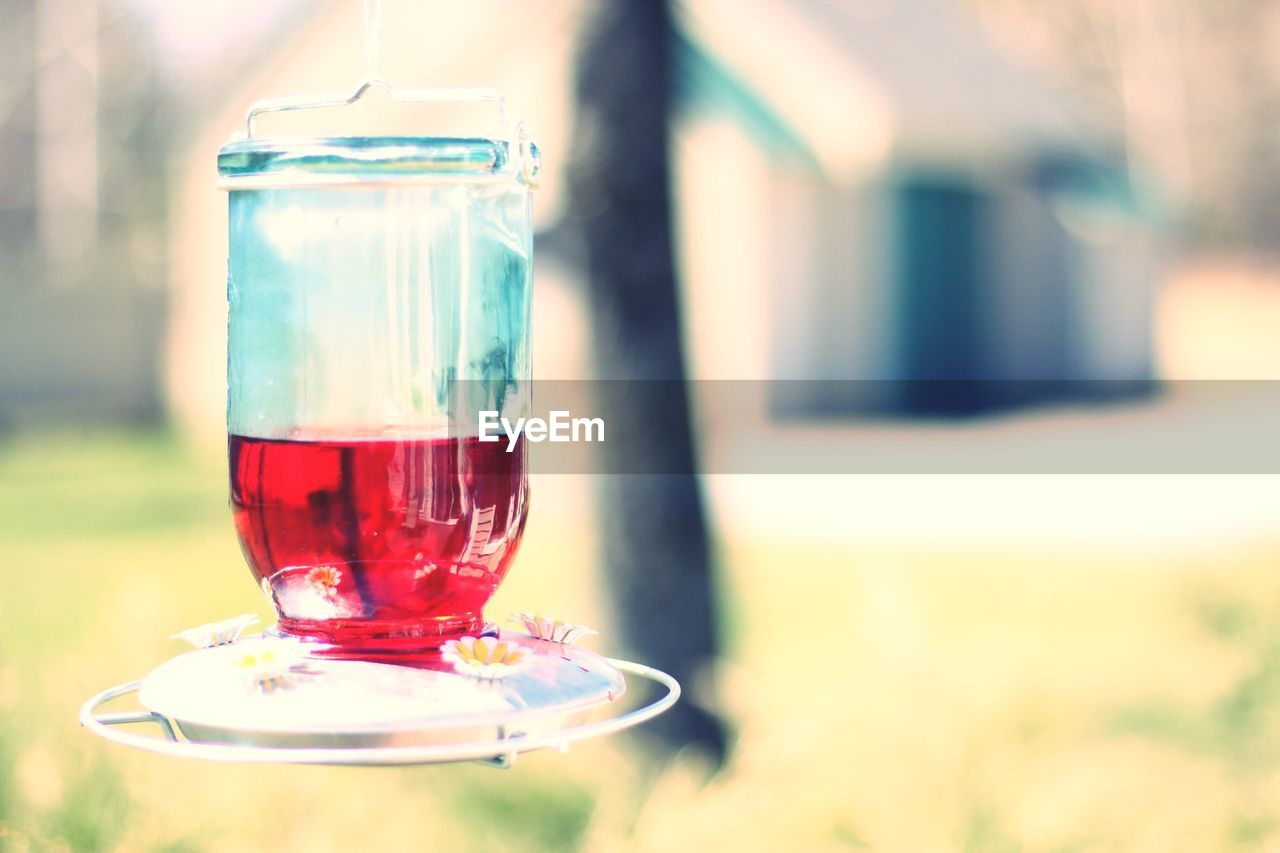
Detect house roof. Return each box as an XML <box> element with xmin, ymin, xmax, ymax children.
<box><xmin>678</xmin><ymin>0</ymin><xmax>1111</xmax><ymax>180</ymax></box>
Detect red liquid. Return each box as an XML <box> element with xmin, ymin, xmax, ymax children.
<box><xmin>229</xmin><ymin>434</ymin><xmax>528</xmax><ymax>654</ymax></box>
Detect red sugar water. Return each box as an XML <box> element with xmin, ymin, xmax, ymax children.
<box><xmin>229</xmin><ymin>434</ymin><xmax>528</xmax><ymax>654</ymax></box>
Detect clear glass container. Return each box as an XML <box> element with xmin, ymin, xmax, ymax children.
<box><xmin>219</xmin><ymin>125</ymin><xmax>537</xmax><ymax>657</ymax></box>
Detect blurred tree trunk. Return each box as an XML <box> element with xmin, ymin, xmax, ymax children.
<box><xmin>568</xmin><ymin>0</ymin><xmax>727</xmax><ymax>764</ymax></box>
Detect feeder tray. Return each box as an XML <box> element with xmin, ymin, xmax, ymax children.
<box><xmin>80</xmin><ymin>631</ymin><xmax>679</xmax><ymax>768</ymax></box>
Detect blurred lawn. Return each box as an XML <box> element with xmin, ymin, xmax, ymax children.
<box><xmin>2</xmin><ymin>430</ymin><xmax>1280</xmax><ymax>850</ymax></box>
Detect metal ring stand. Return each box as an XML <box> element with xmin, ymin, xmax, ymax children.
<box><xmin>80</xmin><ymin>658</ymin><xmax>679</xmax><ymax>769</ymax></box>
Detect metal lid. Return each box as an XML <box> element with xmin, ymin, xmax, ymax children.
<box><xmin>217</xmin><ymin>79</ymin><xmax>540</xmax><ymax>189</ymax></box>
<box><xmin>217</xmin><ymin>136</ymin><xmax>533</xmax><ymax>185</ymax></box>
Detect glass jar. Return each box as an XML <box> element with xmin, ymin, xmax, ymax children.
<box><xmin>218</xmin><ymin>97</ymin><xmax>538</xmax><ymax>657</ymax></box>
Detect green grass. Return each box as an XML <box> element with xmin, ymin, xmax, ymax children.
<box><xmin>3</xmin><ymin>429</ymin><xmax>1280</xmax><ymax>850</ymax></box>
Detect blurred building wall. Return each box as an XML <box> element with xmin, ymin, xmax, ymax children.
<box><xmin>0</xmin><ymin>0</ymin><xmax>167</xmax><ymax>427</ymax></box>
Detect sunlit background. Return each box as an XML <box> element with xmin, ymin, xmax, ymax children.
<box><xmin>3</xmin><ymin>0</ymin><xmax>1280</xmax><ymax>849</ymax></box>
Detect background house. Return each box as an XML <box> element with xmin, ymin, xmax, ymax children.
<box><xmin>675</xmin><ymin>0</ymin><xmax>1162</xmax><ymax>417</ymax></box>
<box><xmin>163</xmin><ymin>0</ymin><xmax>1162</xmax><ymax>439</ymax></box>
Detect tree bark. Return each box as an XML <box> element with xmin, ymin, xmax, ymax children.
<box><xmin>568</xmin><ymin>0</ymin><xmax>727</xmax><ymax>764</ymax></box>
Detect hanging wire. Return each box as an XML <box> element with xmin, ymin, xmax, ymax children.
<box><xmin>364</xmin><ymin>0</ymin><xmax>383</xmax><ymax>80</ymax></box>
